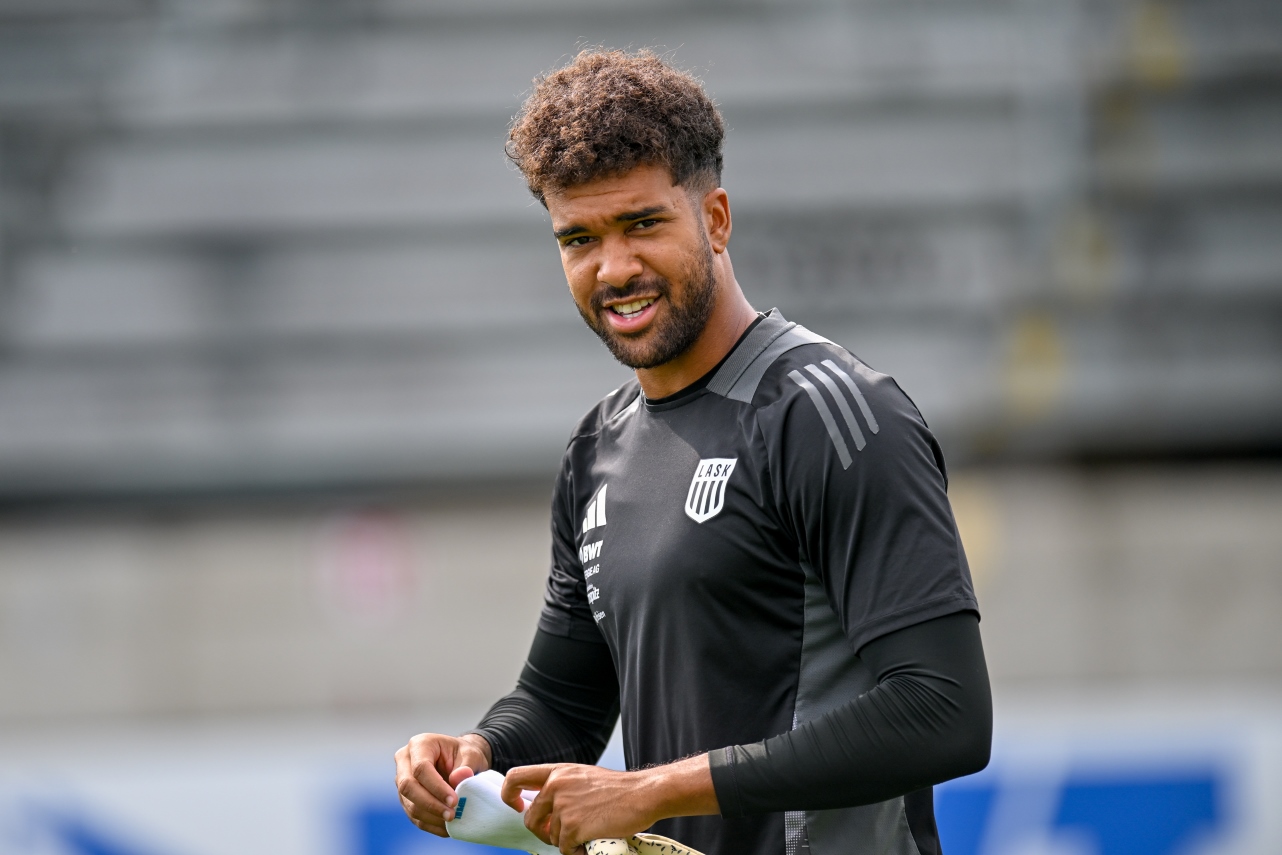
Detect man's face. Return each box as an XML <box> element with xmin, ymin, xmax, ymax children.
<box><xmin>545</xmin><ymin>164</ymin><xmax>718</xmax><ymax>370</ymax></box>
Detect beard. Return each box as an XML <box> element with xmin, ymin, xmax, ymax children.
<box><xmin>577</xmin><ymin>238</ymin><xmax>719</xmax><ymax>370</ymax></box>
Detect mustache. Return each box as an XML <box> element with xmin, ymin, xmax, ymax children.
<box><xmin>589</xmin><ymin>276</ymin><xmax>671</xmax><ymax>313</ymax></box>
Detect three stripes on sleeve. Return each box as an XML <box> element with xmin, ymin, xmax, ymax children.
<box><xmin>787</xmin><ymin>359</ymin><xmax>880</xmax><ymax>469</ymax></box>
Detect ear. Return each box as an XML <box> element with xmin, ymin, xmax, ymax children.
<box><xmin>701</xmin><ymin>187</ymin><xmax>732</xmax><ymax>253</ymax></box>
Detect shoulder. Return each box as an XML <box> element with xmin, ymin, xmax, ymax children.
<box><xmin>756</xmin><ymin>339</ymin><xmax>913</xmax><ymax>424</ymax></box>
<box><xmin>704</xmin><ymin>311</ymin><xmax>918</xmax><ymax>425</ymax></box>
<box><xmin>727</xmin><ymin>322</ymin><xmax>934</xmax><ymax>473</ymax></box>
<box><xmin>566</xmin><ymin>378</ymin><xmax>644</xmax><ymax>444</ymax></box>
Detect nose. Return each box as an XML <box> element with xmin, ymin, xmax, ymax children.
<box><xmin>596</xmin><ymin>236</ymin><xmax>644</xmax><ymax>290</ymax></box>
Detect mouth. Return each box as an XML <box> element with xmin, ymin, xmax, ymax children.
<box><xmin>607</xmin><ymin>296</ymin><xmax>657</xmax><ymax>319</ymax></box>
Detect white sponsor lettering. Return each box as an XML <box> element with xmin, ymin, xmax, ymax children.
<box><xmin>584</xmin><ymin>564</ymin><xmax>599</xmax><ymax>579</ymax></box>
<box><xmin>587</xmin><ymin>584</ymin><xmax>600</xmax><ymax>605</ymax></box>
<box><xmin>579</xmin><ymin>540</ymin><xmax>603</xmax><ymax>564</ymax></box>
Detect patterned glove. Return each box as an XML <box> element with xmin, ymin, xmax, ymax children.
<box><xmin>585</xmin><ymin>832</ymin><xmax>704</xmax><ymax>855</ymax></box>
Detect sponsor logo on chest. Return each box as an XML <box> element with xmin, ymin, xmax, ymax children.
<box><xmin>579</xmin><ymin>539</ymin><xmax>602</xmax><ymax>563</ymax></box>
<box><xmin>685</xmin><ymin>458</ymin><xmax>737</xmax><ymax>523</ymax></box>
<box><xmin>579</xmin><ymin>482</ymin><xmax>608</xmax><ymax>623</ymax></box>
<box><xmin>581</xmin><ymin>483</ymin><xmax>607</xmax><ymax>534</ymax></box>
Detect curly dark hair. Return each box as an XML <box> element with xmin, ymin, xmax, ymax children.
<box><xmin>507</xmin><ymin>49</ymin><xmax>725</xmax><ymax>205</ymax></box>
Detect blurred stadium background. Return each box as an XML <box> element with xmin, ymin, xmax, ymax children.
<box><xmin>1</xmin><ymin>1</ymin><xmax>1280</xmax><ymax>853</ymax></box>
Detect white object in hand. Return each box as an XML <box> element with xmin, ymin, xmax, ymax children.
<box><xmin>446</xmin><ymin>770</ymin><xmax>560</xmax><ymax>855</ymax></box>
<box><xmin>446</xmin><ymin>769</ymin><xmax>703</xmax><ymax>855</ymax></box>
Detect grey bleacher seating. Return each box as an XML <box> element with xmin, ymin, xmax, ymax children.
<box><xmin>1</xmin><ymin>0</ymin><xmax>1280</xmax><ymax>497</ymax></box>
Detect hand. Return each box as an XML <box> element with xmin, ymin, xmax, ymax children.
<box><xmin>395</xmin><ymin>732</ymin><xmax>492</xmax><ymax>837</ymax></box>
<box><xmin>501</xmin><ymin>755</ymin><xmax>718</xmax><ymax>855</ymax></box>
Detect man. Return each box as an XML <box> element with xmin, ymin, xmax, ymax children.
<box><xmin>395</xmin><ymin>50</ymin><xmax>991</xmax><ymax>855</ymax></box>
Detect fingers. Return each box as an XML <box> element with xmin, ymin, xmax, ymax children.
<box><xmin>511</xmin><ymin>764</ymin><xmax>600</xmax><ymax>852</ymax></box>
<box><xmin>549</xmin><ymin>812</ymin><xmax>567</xmax><ymax>855</ymax></box>
<box><xmin>524</xmin><ymin>795</ymin><xmax>552</xmax><ymax>842</ymax></box>
<box><xmin>521</xmin><ymin>765</ymin><xmax>661</xmax><ymax>852</ymax></box>
<box><xmin>543</xmin><ymin>805</ymin><xmax>573</xmax><ymax>854</ymax></box>
<box><xmin>502</xmin><ymin>764</ymin><xmax>555</xmax><ymax>812</ymax></box>
<box><xmin>551</xmin><ymin>814</ymin><xmax>590</xmax><ymax>855</ymax></box>
<box><xmin>406</xmin><ymin>734</ymin><xmax>459</xmax><ymax>811</ymax></box>
<box><xmin>550</xmin><ymin>809</ymin><xmax>587</xmax><ymax>855</ymax></box>
<box><xmin>399</xmin><ymin>790</ymin><xmax>447</xmax><ymax>837</ymax></box>
<box><xmin>519</xmin><ymin>777</ymin><xmax>557</xmax><ymax>846</ymax></box>
<box><xmin>394</xmin><ymin>735</ymin><xmax>461</xmax><ymax>837</ymax></box>
<box><xmin>395</xmin><ymin>751</ymin><xmax>449</xmax><ymax>835</ymax></box>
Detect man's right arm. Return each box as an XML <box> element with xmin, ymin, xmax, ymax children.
<box><xmin>472</xmin><ymin>628</ymin><xmax>620</xmax><ymax>771</ymax></box>
<box><xmin>395</xmin><ymin>628</ymin><xmax>620</xmax><ymax>837</ymax></box>
<box><xmin>469</xmin><ymin>443</ymin><xmax>619</xmax><ymax>771</ymax></box>
<box><xmin>397</xmin><ymin>445</ymin><xmax>619</xmax><ymax>837</ymax></box>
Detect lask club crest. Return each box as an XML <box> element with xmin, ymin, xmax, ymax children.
<box><xmin>685</xmin><ymin>458</ymin><xmax>737</xmax><ymax>523</ymax></box>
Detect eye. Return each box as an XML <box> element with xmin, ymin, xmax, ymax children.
<box><xmin>562</xmin><ymin>235</ymin><xmax>594</xmax><ymax>248</ymax></box>
<box><xmin>632</xmin><ymin>218</ymin><xmax>661</xmax><ymax>231</ymax></box>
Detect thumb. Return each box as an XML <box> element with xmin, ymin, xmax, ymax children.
<box><xmin>448</xmin><ymin>766</ymin><xmax>475</xmax><ymax>788</ymax></box>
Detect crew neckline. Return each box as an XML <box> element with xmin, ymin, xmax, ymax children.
<box><xmin>643</xmin><ymin>313</ymin><xmax>766</xmax><ymax>409</ymax></box>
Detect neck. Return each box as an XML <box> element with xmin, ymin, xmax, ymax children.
<box><xmin>634</xmin><ymin>266</ymin><xmax>757</xmax><ymax>400</ymax></box>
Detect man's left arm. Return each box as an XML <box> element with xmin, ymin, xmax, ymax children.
<box><xmin>706</xmin><ymin>355</ymin><xmax>992</xmax><ymax>814</ymax></box>
<box><xmin>502</xmin><ymin>751</ymin><xmax>718</xmax><ymax>851</ymax></box>
<box><xmin>502</xmin><ymin>610</ymin><xmax>989</xmax><ymax>851</ymax></box>
<box><xmin>709</xmin><ymin>609</ymin><xmax>990</xmax><ymax>814</ymax></box>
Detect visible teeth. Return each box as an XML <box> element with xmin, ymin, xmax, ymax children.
<box><xmin>612</xmin><ymin>298</ymin><xmax>655</xmax><ymax>317</ymax></box>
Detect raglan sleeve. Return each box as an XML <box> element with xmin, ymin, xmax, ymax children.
<box><xmin>706</xmin><ymin>353</ymin><xmax>990</xmax><ymax>816</ymax></box>
<box><xmin>776</xmin><ymin>354</ymin><xmax>977</xmax><ymax>648</ymax></box>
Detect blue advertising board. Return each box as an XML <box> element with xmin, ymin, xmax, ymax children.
<box><xmin>1</xmin><ymin>700</ymin><xmax>1277</xmax><ymax>855</ymax></box>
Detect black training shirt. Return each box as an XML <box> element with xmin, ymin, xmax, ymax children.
<box><xmin>537</xmin><ymin>310</ymin><xmax>978</xmax><ymax>855</ymax></box>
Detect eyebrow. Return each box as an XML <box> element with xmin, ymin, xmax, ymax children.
<box><xmin>553</xmin><ymin>206</ymin><xmax>671</xmax><ymax>240</ymax></box>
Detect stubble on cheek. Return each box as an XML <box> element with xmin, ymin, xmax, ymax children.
<box><xmin>575</xmin><ymin>277</ymin><xmax>669</xmax><ymax>364</ymax></box>
<box><xmin>576</xmin><ymin>242</ymin><xmax>718</xmax><ymax>371</ymax></box>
